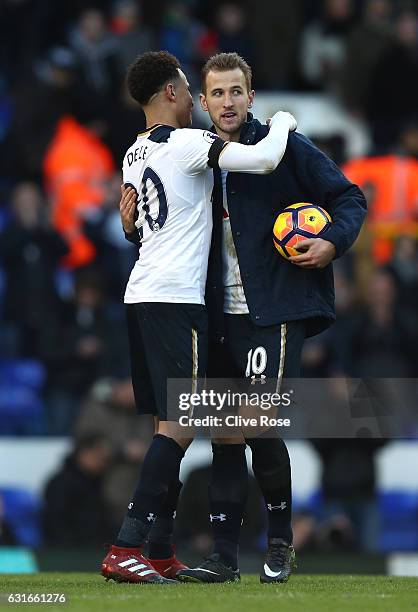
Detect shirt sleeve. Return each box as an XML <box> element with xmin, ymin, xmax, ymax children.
<box><xmin>218</xmin><ymin>111</ymin><xmax>295</xmax><ymax>174</ymax></box>
<box><xmin>169</xmin><ymin>129</ymin><xmax>227</xmax><ymax>175</ymax></box>
<box><xmin>170</xmin><ymin>113</ymin><xmax>295</xmax><ymax>176</ymax></box>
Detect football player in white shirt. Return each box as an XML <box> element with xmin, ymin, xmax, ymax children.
<box><xmin>101</xmin><ymin>51</ymin><xmax>296</xmax><ymax>585</ymax></box>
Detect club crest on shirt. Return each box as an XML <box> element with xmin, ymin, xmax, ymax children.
<box><xmin>202</xmin><ymin>130</ymin><xmax>218</xmax><ymax>144</ymax></box>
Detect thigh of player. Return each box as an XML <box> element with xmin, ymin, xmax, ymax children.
<box><xmin>225</xmin><ymin>315</ymin><xmax>306</xmax><ymax>437</ymax></box>
<box><xmin>126</xmin><ymin>303</ymin><xmax>208</xmax><ymax>423</ymax></box>
<box><xmin>224</xmin><ymin>314</ymin><xmax>306</xmax><ymax>385</ymax></box>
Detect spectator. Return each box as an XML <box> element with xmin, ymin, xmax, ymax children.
<box><xmin>245</xmin><ymin>0</ymin><xmax>300</xmax><ymax>88</ymax></box>
<box><xmin>0</xmin><ymin>0</ymin><xmax>52</xmax><ymax>86</ymax></box>
<box><xmin>68</xmin><ymin>7</ymin><xmax>121</xmax><ymax>113</ymax></box>
<box><xmin>40</xmin><ymin>269</ymin><xmax>128</xmax><ymax>435</ymax></box>
<box><xmin>6</xmin><ymin>47</ymin><xmax>78</xmax><ymax>181</ymax></box>
<box><xmin>160</xmin><ymin>2</ymin><xmax>207</xmax><ymax>88</ymax></box>
<box><xmin>43</xmin><ymin>433</ymin><xmax>112</xmax><ymax>546</ymax></box>
<box><xmin>301</xmin><ymin>267</ymin><xmax>360</xmax><ymax>378</ymax></box>
<box><xmin>112</xmin><ymin>0</ymin><xmax>156</xmax><ymax>74</ymax></box>
<box><xmin>75</xmin><ymin>377</ymin><xmax>153</xmax><ymax>527</ymax></box>
<box><xmin>326</xmin><ymin>266</ymin><xmax>361</xmax><ymax>375</ymax></box>
<box><xmin>215</xmin><ymin>4</ymin><xmax>254</xmax><ymax>66</ymax></box>
<box><xmin>44</xmin><ymin>114</ymin><xmax>115</xmax><ymax>269</ymax></box>
<box><xmin>388</xmin><ymin>236</ymin><xmax>418</xmax><ymax>319</ymax></box>
<box><xmin>350</xmin><ymin>267</ymin><xmax>417</xmax><ymax>377</ymax></box>
<box><xmin>400</xmin><ymin>121</ymin><xmax>418</xmax><ymax>159</ymax></box>
<box><xmin>83</xmin><ymin>173</ymin><xmax>137</xmax><ymax>300</ymax></box>
<box><xmin>312</xmin><ymin>438</ymin><xmax>386</xmax><ymax>552</ymax></box>
<box><xmin>341</xmin><ymin>0</ymin><xmax>393</xmax><ymax>114</ymax></box>
<box><xmin>366</xmin><ymin>9</ymin><xmax>418</xmax><ymax>149</ymax></box>
<box><xmin>300</xmin><ymin>0</ymin><xmax>356</xmax><ymax>92</ymax></box>
<box><xmin>343</xmin><ymin>124</ymin><xmax>418</xmax><ymax>264</ymax></box>
<box><xmin>0</xmin><ymin>182</ymin><xmax>68</xmax><ymax>357</ymax></box>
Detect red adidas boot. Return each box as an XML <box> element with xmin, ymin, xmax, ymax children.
<box><xmin>148</xmin><ymin>551</ymin><xmax>188</xmax><ymax>580</ymax></box>
<box><xmin>101</xmin><ymin>545</ymin><xmax>176</xmax><ymax>584</ymax></box>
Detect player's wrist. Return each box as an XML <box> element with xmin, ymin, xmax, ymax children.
<box><xmin>325</xmin><ymin>240</ymin><xmax>337</xmax><ymax>259</ymax></box>
<box><xmin>123</xmin><ymin>223</ymin><xmax>136</xmax><ymax>235</ymax></box>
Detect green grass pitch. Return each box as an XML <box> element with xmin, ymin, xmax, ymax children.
<box><xmin>1</xmin><ymin>574</ymin><xmax>417</xmax><ymax>612</ymax></box>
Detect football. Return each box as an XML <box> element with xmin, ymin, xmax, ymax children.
<box><xmin>273</xmin><ymin>203</ymin><xmax>332</xmax><ymax>258</ymax></box>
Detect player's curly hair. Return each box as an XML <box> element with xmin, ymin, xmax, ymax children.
<box><xmin>127</xmin><ymin>51</ymin><xmax>181</xmax><ymax>106</ymax></box>
<box><xmin>201</xmin><ymin>52</ymin><xmax>252</xmax><ymax>94</ymax></box>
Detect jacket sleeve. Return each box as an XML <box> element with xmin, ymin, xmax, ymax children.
<box><xmin>289</xmin><ymin>133</ymin><xmax>367</xmax><ymax>258</ymax></box>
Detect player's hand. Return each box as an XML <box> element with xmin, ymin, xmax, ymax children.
<box><xmin>269</xmin><ymin>111</ymin><xmax>297</xmax><ymax>132</ymax></box>
<box><xmin>289</xmin><ymin>238</ymin><xmax>336</xmax><ymax>268</ymax></box>
<box><xmin>119</xmin><ymin>184</ymin><xmax>137</xmax><ymax>234</ymax></box>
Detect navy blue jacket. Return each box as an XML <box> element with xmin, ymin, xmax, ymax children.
<box><xmin>206</xmin><ymin>115</ymin><xmax>367</xmax><ymax>338</ymax></box>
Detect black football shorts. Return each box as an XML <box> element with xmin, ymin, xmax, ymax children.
<box><xmin>126</xmin><ymin>302</ymin><xmax>208</xmax><ymax>420</ymax></box>
<box><xmin>208</xmin><ymin>314</ymin><xmax>305</xmax><ymax>387</ymax></box>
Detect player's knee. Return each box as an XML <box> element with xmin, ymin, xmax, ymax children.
<box><xmin>157</xmin><ymin>421</ymin><xmax>193</xmax><ymax>450</ymax></box>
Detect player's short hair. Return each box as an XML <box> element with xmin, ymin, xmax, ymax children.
<box><xmin>127</xmin><ymin>51</ymin><xmax>181</xmax><ymax>106</ymax></box>
<box><xmin>201</xmin><ymin>52</ymin><xmax>252</xmax><ymax>94</ymax></box>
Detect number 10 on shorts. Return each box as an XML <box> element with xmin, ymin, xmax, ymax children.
<box><xmin>245</xmin><ymin>346</ymin><xmax>267</xmax><ymax>377</ymax></box>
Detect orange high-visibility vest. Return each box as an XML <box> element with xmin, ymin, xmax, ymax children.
<box><xmin>44</xmin><ymin>116</ymin><xmax>115</xmax><ymax>268</ymax></box>
<box><xmin>343</xmin><ymin>155</ymin><xmax>418</xmax><ymax>263</ymax></box>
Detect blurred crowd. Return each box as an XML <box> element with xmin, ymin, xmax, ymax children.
<box><xmin>0</xmin><ymin>0</ymin><xmax>417</xmax><ymax>554</ymax></box>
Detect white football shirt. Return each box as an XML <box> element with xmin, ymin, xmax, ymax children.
<box><xmin>123</xmin><ymin>125</ymin><xmax>224</xmax><ymax>305</ymax></box>
<box><xmin>122</xmin><ymin>113</ymin><xmax>295</xmax><ymax>305</ymax></box>
<box><xmin>221</xmin><ymin>170</ymin><xmax>249</xmax><ymax>315</ymax></box>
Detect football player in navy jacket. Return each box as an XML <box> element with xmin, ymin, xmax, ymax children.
<box><xmin>176</xmin><ymin>53</ymin><xmax>366</xmax><ymax>584</ymax></box>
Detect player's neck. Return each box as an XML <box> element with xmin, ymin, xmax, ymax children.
<box><xmin>214</xmin><ymin>127</ymin><xmax>242</xmax><ymax>143</ymax></box>
<box><xmin>143</xmin><ymin>108</ymin><xmax>180</xmax><ymax>130</ymax></box>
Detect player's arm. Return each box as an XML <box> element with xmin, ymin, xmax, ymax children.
<box><xmin>171</xmin><ymin>112</ymin><xmax>296</xmax><ymax>176</ymax></box>
<box><xmin>287</xmin><ymin>134</ymin><xmax>367</xmax><ymax>267</ymax></box>
<box><xmin>217</xmin><ymin>111</ymin><xmax>297</xmax><ymax>174</ymax></box>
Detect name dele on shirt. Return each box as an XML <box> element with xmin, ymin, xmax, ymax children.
<box><xmin>127</xmin><ymin>145</ymin><xmax>148</xmax><ymax>166</ymax></box>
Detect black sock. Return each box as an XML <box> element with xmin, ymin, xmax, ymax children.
<box><xmin>246</xmin><ymin>436</ymin><xmax>293</xmax><ymax>543</ymax></box>
<box><xmin>115</xmin><ymin>434</ymin><xmax>184</xmax><ymax>547</ymax></box>
<box><xmin>209</xmin><ymin>443</ymin><xmax>248</xmax><ymax>570</ymax></box>
<box><xmin>148</xmin><ymin>479</ymin><xmax>182</xmax><ymax>559</ymax></box>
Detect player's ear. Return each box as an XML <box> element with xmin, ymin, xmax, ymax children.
<box><xmin>248</xmin><ymin>89</ymin><xmax>255</xmax><ymax>109</ymax></box>
<box><xmin>199</xmin><ymin>93</ymin><xmax>208</xmax><ymax>112</ymax></box>
<box><xmin>166</xmin><ymin>83</ymin><xmax>176</xmax><ymax>102</ymax></box>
